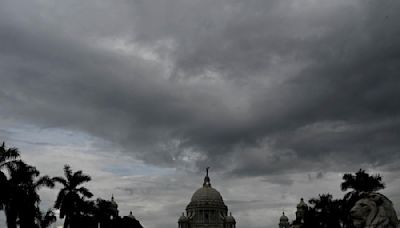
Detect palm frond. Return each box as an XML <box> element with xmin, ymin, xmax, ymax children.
<box><xmin>70</xmin><ymin>171</ymin><xmax>91</xmax><ymax>189</ymax></box>
<box><xmin>0</xmin><ymin>142</ymin><xmax>20</xmax><ymax>164</ymax></box>
<box><xmin>52</xmin><ymin>176</ymin><xmax>68</xmax><ymax>187</ymax></box>
<box><xmin>35</xmin><ymin>175</ymin><xmax>55</xmax><ymax>189</ymax></box>
<box><xmin>73</xmin><ymin>173</ymin><xmax>91</xmax><ymax>186</ymax></box>
<box><xmin>77</xmin><ymin>187</ymin><xmax>93</xmax><ymax>198</ymax></box>
<box><xmin>0</xmin><ymin>143</ymin><xmax>20</xmax><ymax>170</ymax></box>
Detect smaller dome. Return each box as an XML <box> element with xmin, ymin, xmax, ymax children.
<box><xmin>280</xmin><ymin>212</ymin><xmax>289</xmax><ymax>222</ymax></box>
<box><xmin>128</xmin><ymin>211</ymin><xmax>136</xmax><ymax>219</ymax></box>
<box><xmin>297</xmin><ymin>198</ymin><xmax>307</xmax><ymax>209</ymax></box>
<box><xmin>178</xmin><ymin>212</ymin><xmax>188</xmax><ymax>222</ymax></box>
<box><xmin>111</xmin><ymin>195</ymin><xmax>118</xmax><ymax>207</ymax></box>
<box><xmin>225</xmin><ymin>212</ymin><xmax>236</xmax><ymax>223</ymax></box>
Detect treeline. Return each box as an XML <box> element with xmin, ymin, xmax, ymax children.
<box><xmin>0</xmin><ymin>142</ymin><xmax>143</xmax><ymax>228</ymax></box>
<box><xmin>294</xmin><ymin>169</ymin><xmax>386</xmax><ymax>228</ymax></box>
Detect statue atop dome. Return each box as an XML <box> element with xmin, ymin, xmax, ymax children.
<box><xmin>203</xmin><ymin>167</ymin><xmax>211</xmax><ymax>187</ymax></box>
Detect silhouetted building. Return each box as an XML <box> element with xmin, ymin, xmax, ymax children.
<box><xmin>279</xmin><ymin>212</ymin><xmax>290</xmax><ymax>228</ymax></box>
<box><xmin>110</xmin><ymin>194</ymin><xmax>119</xmax><ymax>218</ymax></box>
<box><xmin>278</xmin><ymin>198</ymin><xmax>308</xmax><ymax>228</ymax></box>
<box><xmin>121</xmin><ymin>211</ymin><xmax>143</xmax><ymax>228</ymax></box>
<box><xmin>295</xmin><ymin>198</ymin><xmax>307</xmax><ymax>223</ymax></box>
<box><xmin>73</xmin><ymin>195</ymin><xmax>143</xmax><ymax>228</ymax></box>
<box><xmin>178</xmin><ymin>168</ymin><xmax>236</xmax><ymax>228</ymax></box>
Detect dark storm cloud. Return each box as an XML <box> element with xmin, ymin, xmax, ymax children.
<box><xmin>1</xmin><ymin>0</ymin><xmax>400</xmax><ymax>175</ymax></box>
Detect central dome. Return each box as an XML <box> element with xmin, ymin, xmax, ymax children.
<box><xmin>186</xmin><ymin>168</ymin><xmax>227</xmax><ymax>211</ymax></box>
<box><xmin>191</xmin><ymin>186</ymin><xmax>224</xmax><ymax>203</ymax></box>
<box><xmin>179</xmin><ymin>168</ymin><xmax>236</xmax><ymax>228</ymax></box>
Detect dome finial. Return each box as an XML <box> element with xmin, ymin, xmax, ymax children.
<box><xmin>203</xmin><ymin>167</ymin><xmax>211</xmax><ymax>187</ymax></box>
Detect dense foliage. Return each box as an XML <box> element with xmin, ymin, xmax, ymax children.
<box><xmin>301</xmin><ymin>169</ymin><xmax>386</xmax><ymax>228</ymax></box>
<box><xmin>0</xmin><ymin>142</ymin><xmax>143</xmax><ymax>228</ymax></box>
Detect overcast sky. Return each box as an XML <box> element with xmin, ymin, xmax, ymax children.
<box><xmin>1</xmin><ymin>0</ymin><xmax>400</xmax><ymax>227</ymax></box>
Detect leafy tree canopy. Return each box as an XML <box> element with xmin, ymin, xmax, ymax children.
<box><xmin>341</xmin><ymin>169</ymin><xmax>385</xmax><ymax>193</ymax></box>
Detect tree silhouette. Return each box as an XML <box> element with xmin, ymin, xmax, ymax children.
<box><xmin>0</xmin><ymin>142</ymin><xmax>20</xmax><ymax>205</ymax></box>
<box><xmin>0</xmin><ymin>142</ymin><xmax>20</xmax><ymax>168</ymax></box>
<box><xmin>53</xmin><ymin>164</ymin><xmax>93</xmax><ymax>228</ymax></box>
<box><xmin>341</xmin><ymin>169</ymin><xmax>385</xmax><ymax>193</ymax></box>
<box><xmin>0</xmin><ymin>142</ymin><xmax>20</xmax><ymax>228</ymax></box>
<box><xmin>6</xmin><ymin>161</ymin><xmax>54</xmax><ymax>228</ymax></box>
<box><xmin>94</xmin><ymin>198</ymin><xmax>119</xmax><ymax>227</ymax></box>
<box><xmin>306</xmin><ymin>194</ymin><xmax>342</xmax><ymax>228</ymax></box>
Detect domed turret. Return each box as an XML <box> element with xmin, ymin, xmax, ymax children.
<box><xmin>178</xmin><ymin>212</ymin><xmax>189</xmax><ymax>228</ymax></box>
<box><xmin>225</xmin><ymin>212</ymin><xmax>236</xmax><ymax>223</ymax></box>
<box><xmin>109</xmin><ymin>194</ymin><xmax>119</xmax><ymax>217</ymax></box>
<box><xmin>279</xmin><ymin>211</ymin><xmax>290</xmax><ymax>228</ymax></box>
<box><xmin>225</xmin><ymin>212</ymin><xmax>236</xmax><ymax>228</ymax></box>
<box><xmin>297</xmin><ymin>198</ymin><xmax>307</xmax><ymax>209</ymax></box>
<box><xmin>179</xmin><ymin>212</ymin><xmax>188</xmax><ymax>222</ymax></box>
<box><xmin>295</xmin><ymin>198</ymin><xmax>308</xmax><ymax>225</ymax></box>
<box><xmin>128</xmin><ymin>211</ymin><xmax>136</xmax><ymax>219</ymax></box>
<box><xmin>280</xmin><ymin>212</ymin><xmax>288</xmax><ymax>222</ymax></box>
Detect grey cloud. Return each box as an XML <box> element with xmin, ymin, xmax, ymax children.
<box><xmin>3</xmin><ymin>131</ymin><xmax>397</xmax><ymax>228</ymax></box>
<box><xmin>1</xmin><ymin>0</ymin><xmax>400</xmax><ymax>178</ymax></box>
<box><xmin>262</xmin><ymin>175</ymin><xmax>294</xmax><ymax>186</ymax></box>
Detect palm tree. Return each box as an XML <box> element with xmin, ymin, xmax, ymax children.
<box><xmin>341</xmin><ymin>169</ymin><xmax>385</xmax><ymax>193</ymax></box>
<box><xmin>0</xmin><ymin>142</ymin><xmax>20</xmax><ymax>200</ymax></box>
<box><xmin>6</xmin><ymin>161</ymin><xmax>54</xmax><ymax>228</ymax></box>
<box><xmin>53</xmin><ymin>164</ymin><xmax>93</xmax><ymax>228</ymax></box>
<box><xmin>0</xmin><ymin>142</ymin><xmax>20</xmax><ymax>228</ymax></box>
<box><xmin>0</xmin><ymin>142</ymin><xmax>20</xmax><ymax>167</ymax></box>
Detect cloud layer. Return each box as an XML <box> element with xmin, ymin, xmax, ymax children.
<box><xmin>1</xmin><ymin>0</ymin><xmax>400</xmax><ymax>227</ymax></box>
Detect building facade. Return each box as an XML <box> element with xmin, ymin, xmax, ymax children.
<box><xmin>278</xmin><ymin>198</ymin><xmax>308</xmax><ymax>228</ymax></box>
<box><xmin>178</xmin><ymin>169</ymin><xmax>236</xmax><ymax>228</ymax></box>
